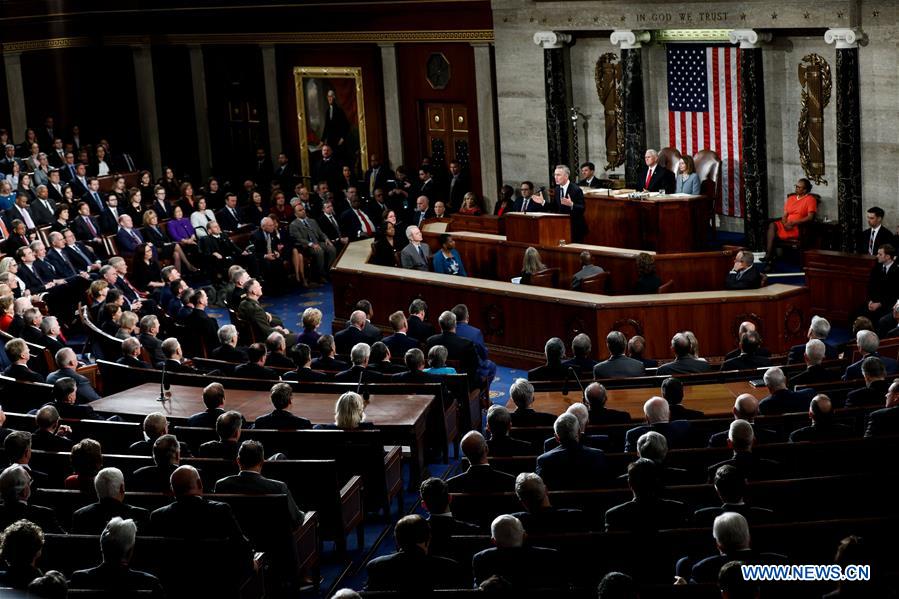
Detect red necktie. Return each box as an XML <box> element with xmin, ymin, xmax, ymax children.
<box><xmin>85</xmin><ymin>216</ymin><xmax>97</xmax><ymax>237</ymax></box>
<box><xmin>645</xmin><ymin>168</ymin><xmax>653</xmax><ymax>190</ymax></box>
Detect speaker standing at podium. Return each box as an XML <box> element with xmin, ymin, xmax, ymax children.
<box><xmin>532</xmin><ymin>165</ymin><xmax>586</xmax><ymax>243</ymax></box>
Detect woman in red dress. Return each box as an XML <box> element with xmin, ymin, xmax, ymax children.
<box><xmin>763</xmin><ymin>177</ymin><xmax>817</xmax><ymax>269</ymax></box>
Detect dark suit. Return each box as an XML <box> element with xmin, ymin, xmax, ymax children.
<box><xmin>98</xmin><ymin>207</ymin><xmax>121</xmax><ymax>235</ymax></box>
<box><xmin>366</xmin><ymin>547</ymin><xmax>467</xmax><ymax>592</ymax></box>
<box><xmin>117</xmin><ymin>355</ymin><xmax>151</xmax><ymax>369</ymax></box>
<box><xmin>488</xmin><ymin>434</ymin><xmax>534</xmax><ymax>457</ymax></box>
<box><xmin>446</xmin><ymin>463</ymin><xmax>515</xmax><ymax>493</ymax></box>
<box><xmin>130</xmin><ymin>463</ymin><xmax>178</xmax><ymax>493</ymax></box>
<box><xmin>787</xmin><ymin>340</ymin><xmax>839</xmax><ymax>364</ymax></box>
<box><xmin>186</xmin><ymin>408</ymin><xmax>225</xmax><ymax>429</ymax></box>
<box><xmin>846</xmin><ymin>379</ymin><xmax>891</xmax><ymax>408</ymax></box>
<box><xmin>233</xmin><ymin>362</ymin><xmax>279</xmax><ymax>381</ymax></box>
<box><xmin>69</xmin><ymin>563</ymin><xmax>164</xmax><ymax>597</ymax></box>
<box><xmin>687</xmin><ymin>549</ymin><xmax>788</xmax><ymax>584</ymax></box>
<box><xmin>316</xmin><ymin>212</ymin><xmax>343</xmax><ymax>245</ymax></box>
<box><xmin>184</xmin><ymin>308</ymin><xmax>220</xmax><ymax>354</ymax></box>
<box><xmin>864</xmin><ymin>405</ymin><xmax>899</xmax><ymax>437</ymax></box>
<box><xmin>3</xmin><ymin>363</ymin><xmax>45</xmax><ymax>383</ymax></box>
<box><xmin>721</xmin><ymin>352</ymin><xmax>772</xmax><ymax>371</ymax></box>
<box><xmin>624</xmin><ymin>421</ymin><xmax>693</xmax><ymax>453</ymax></box>
<box><xmin>47</xmin><ymin>367</ymin><xmax>100</xmax><ymax>403</ymax></box>
<box><xmin>426</xmin><ymin>331</ymin><xmax>480</xmax><ymax>386</ymax></box>
<box><xmin>605</xmin><ymin>496</ymin><xmax>687</xmax><ymax>532</ymax></box>
<box><xmin>211</xmin><ymin>344</ymin><xmax>247</xmax><ymax>363</ymax></box>
<box><xmin>71</xmin><ymin>215</ymin><xmax>102</xmax><ymax>243</ymax></box>
<box><xmin>535</xmin><ymin>442</ymin><xmax>609</xmax><ymax>489</ymax></box>
<box><xmin>843</xmin><ymin>353</ymin><xmax>899</xmax><ymax>381</ymax></box>
<box><xmin>637</xmin><ymin>165</ymin><xmax>676</xmax><ymax>193</ymax></box>
<box><xmin>310</xmin><ymin>355</ymin><xmax>349</xmax><ymax>372</ymax></box>
<box><xmin>669</xmin><ymin>404</ymin><xmax>705</xmax><ymax>421</ymax></box>
<box><xmin>215</xmin><ymin>206</ymin><xmax>242</xmax><ymax>232</ymax></box>
<box><xmin>550</xmin><ymin>182</ymin><xmax>586</xmax><ymax>242</ymax></box>
<box><xmin>657</xmin><ymin>356</ymin><xmax>712</xmax><ymax>375</ymax></box>
<box><xmin>866</xmin><ymin>261</ymin><xmax>899</xmax><ymax>319</ymax></box>
<box><xmin>338</xmin><ymin>207</ymin><xmax>378</xmax><ymax>240</ymax></box>
<box><xmin>509</xmin><ymin>407</ymin><xmax>557</xmax><ymax>427</ymax></box>
<box><xmin>693</xmin><ymin>503</ymin><xmax>775</xmax><ymax>527</ymax></box>
<box><xmin>363</xmin><ymin>166</ymin><xmax>393</xmax><ymax>199</ymax></box>
<box><xmin>758</xmin><ymin>387</ymin><xmax>816</xmax><ymax>415</ymax></box>
<box><xmin>593</xmin><ymin>355</ymin><xmax>646</xmax><ymax>379</ymax></box>
<box><xmin>472</xmin><ymin>545</ymin><xmax>564</xmax><ymax>588</ymax></box>
<box><xmin>446</xmin><ymin>173</ymin><xmax>470</xmax><ymax>212</ymax></box>
<box><xmin>426</xmin><ymin>513</ymin><xmax>479</xmax><ymax>558</ymax></box>
<box><xmin>708</xmin><ymin>423</ymin><xmax>779</xmax><ymax>448</ymax></box>
<box><xmin>390</xmin><ymin>369</ymin><xmax>442</xmax><ymax>383</ymax></box>
<box><xmin>139</xmin><ymin>333</ymin><xmax>165</xmax><ymax>364</ymax></box>
<box><xmin>214</xmin><ymin>470</ymin><xmax>304</xmax><ymax>529</ymax></box>
<box><xmin>382</xmin><ymin>332</ymin><xmax>419</xmax><ymax>357</ymax></box>
<box><xmin>72</xmin><ymin>498</ymin><xmax>150</xmax><ymax>534</ymax></box>
<box><xmin>116</xmin><ymin>226</ymin><xmax>145</xmax><ymax>256</ymax></box>
<box><xmin>282</xmin><ymin>367</ymin><xmax>329</xmax><ymax>382</ymax></box>
<box><xmin>707</xmin><ymin>451</ymin><xmax>781</xmax><ymax>481</ymax></box>
<box><xmin>252</xmin><ymin>409</ymin><xmax>312</xmax><ymax>430</ymax></box>
<box><xmin>0</xmin><ymin>501</ymin><xmax>64</xmax><ymax>533</ymax></box>
<box><xmin>334</xmin><ymin>364</ymin><xmax>385</xmax><ymax>384</ymax></box>
<box><xmin>199</xmin><ymin>439</ymin><xmax>240</xmax><ymax>460</ymax></box>
<box><xmin>511</xmin><ymin>196</ymin><xmax>544</xmax><ymax>214</ymax></box>
<box><xmin>789</xmin><ymin>422</ymin><xmax>853</xmax><ymax>442</ymax></box>
<box><xmin>527</xmin><ymin>363</ymin><xmax>568</xmax><ymax>381</ymax></box>
<box><xmin>860</xmin><ymin>226</ymin><xmax>895</xmax><ymax>256</ymax></box>
<box><xmin>510</xmin><ymin>507</ymin><xmax>588</xmax><ymax>535</ymax></box>
<box><xmin>790</xmin><ymin>364</ymin><xmax>838</xmax><ymax>387</ymax></box>
<box><xmin>334</xmin><ymin>325</ymin><xmax>370</xmax><ymax>356</ymax></box>
<box><xmin>406</xmin><ymin>315</ymin><xmax>435</xmax><ymax>343</ymax></box>
<box><xmin>64</xmin><ymin>242</ymin><xmax>100</xmax><ymax>271</ymax></box>
<box><xmin>725</xmin><ymin>264</ymin><xmax>762</xmax><ymax>290</ymax></box>
<box><xmin>589</xmin><ymin>406</ymin><xmax>632</xmax><ymax>425</ymax></box>
<box><xmin>29</xmin><ymin>197</ymin><xmax>56</xmax><ymax>226</ymax></box>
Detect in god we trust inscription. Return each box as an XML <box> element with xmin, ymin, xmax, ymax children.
<box><xmin>634</xmin><ymin>11</ymin><xmax>729</xmax><ymax>24</ymax></box>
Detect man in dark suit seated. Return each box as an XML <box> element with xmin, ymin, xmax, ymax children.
<box><xmin>347</xmin><ymin>299</ymin><xmax>382</xmax><ymax>344</ymax></box>
<box><xmin>0</xmin><ymin>464</ymin><xmax>64</xmax><ymax>533</ymax></box>
<box><xmin>184</xmin><ymin>289</ymin><xmax>220</xmax><ymax>354</ymax></box>
<box><xmin>657</xmin><ymin>332</ymin><xmax>712</xmax><ymax>375</ymax></box>
<box><xmin>418</xmin><ymin>477</ymin><xmax>479</xmax><ymax>558</ymax></box>
<box><xmin>528</xmin><ymin>337</ymin><xmax>569</xmax><ymax>381</ymax></box>
<box><xmin>215</xmin><ymin>193</ymin><xmax>243</xmax><ymax>232</ymax></box>
<box><xmin>335</xmin><ymin>309</ymin><xmax>373</xmax><ymax>355</ymax></box>
<box><xmin>210</xmin><ymin>323</ymin><xmax>248</xmax><ymax>364</ymax></box>
<box><xmin>693</xmin><ymin>464</ymin><xmax>775</xmax><ymax>527</ymax></box>
<box><xmin>199</xmin><ymin>411</ymin><xmax>243</xmax><ymax>460</ymax></box>
<box><xmin>426</xmin><ymin>310</ymin><xmax>481</xmax><ymax>387</ymax></box>
<box><xmin>365</xmin><ymin>514</ymin><xmax>467</xmax><ymax>591</ymax></box>
<box><xmin>542</xmin><ymin>402</ymin><xmax>609</xmax><ymax>453</ymax></box>
<box><xmin>724</xmin><ymin>250</ymin><xmax>762</xmax><ymax>290</ymax></box>
<box><xmin>334</xmin><ymin>342</ymin><xmax>385</xmax><ymax>384</ymax></box>
<box><xmin>843</xmin><ymin>330</ymin><xmax>899</xmax><ymax>380</ymax></box>
<box><xmin>561</xmin><ymin>332</ymin><xmax>598</xmax><ymax>373</ymax></box>
<box><xmin>846</xmin><ymin>356</ymin><xmax>891</xmax><ymax>408</ymax></box>
<box><xmin>627</xmin><ymin>334</ymin><xmax>658</xmax><ymax>368</ymax></box>
<box><xmin>390</xmin><ymin>347</ymin><xmax>442</xmax><ymax>383</ymax></box>
<box><xmin>447</xmin><ymin>431</ymin><xmax>515</xmax><ymax>493</ymax></box>
<box><xmin>708</xmin><ymin>394</ymin><xmax>779</xmax><ymax>447</ymax></box>
<box><xmin>43</xmin><ymin>376</ymin><xmax>98</xmax><ymax>421</ymax></box>
<box><xmin>233</xmin><ymin>343</ymin><xmax>279</xmax><ymax>381</ymax></box>
<box><xmin>627</xmin><ymin>430</ymin><xmax>690</xmax><ymax>486</ymax></box>
<box><xmin>593</xmin><ymin>331</ymin><xmax>645</xmax><ymax>379</ymax></box>
<box><xmin>263</xmin><ymin>332</ymin><xmax>295</xmax><ymax>370</ymax></box>
<box><xmin>511</xmin><ymin>472</ymin><xmax>587</xmax><ymax>534</ymax></box>
<box><xmin>790</xmin><ymin>339</ymin><xmax>837</xmax><ymax>387</ymax></box>
<box><xmin>282</xmin><ymin>343</ymin><xmax>329</xmax><ymax>382</ymax></box>
<box><xmin>637</xmin><ymin>149</ymin><xmax>676</xmax><ymax>193</ymax></box>
<box><xmin>724</xmin><ymin>321</ymin><xmax>772</xmax><ymax>361</ymax></box>
<box><xmin>406</xmin><ymin>298</ymin><xmax>435</xmax><ymax>343</ymax></box>
<box><xmin>722</xmin><ymin>331</ymin><xmax>772</xmax><ymax>371</ymax></box>
<box><xmin>310</xmin><ymin>334</ymin><xmax>349</xmax><ymax>372</ymax></box>
<box><xmin>472</xmin><ymin>514</ymin><xmax>564</xmax><ymax>588</ymax></box>
<box><xmin>604</xmin><ymin>458</ymin><xmax>687</xmax><ymax>532</ymax></box>
<box><xmin>3</xmin><ymin>432</ymin><xmax>48</xmax><ymax>491</ymax></box>
<box><xmin>186</xmin><ymin>382</ymin><xmax>226</xmax><ymax>428</ymax></box>
<box><xmin>30</xmin><ymin>405</ymin><xmax>73</xmax><ymax>452</ymax></box>
<box><xmin>252</xmin><ymin>382</ymin><xmax>312</xmax><ymax>430</ymax></box>
<box><xmin>584</xmin><ymin>382</ymin><xmax>631</xmax><ymax>425</ymax></box>
<box><xmin>678</xmin><ymin>513</ymin><xmax>788</xmax><ymax>584</ymax></box>
<box><xmin>536</xmin><ymin>413</ymin><xmax>609</xmax><ymax>489</ymax></box>
<box><xmin>787</xmin><ymin>315</ymin><xmax>840</xmax><ymax>363</ymax></box>
<box><xmin>662</xmin><ymin>376</ymin><xmax>705</xmax><ymax>420</ymax></box>
<box><xmin>508</xmin><ymin>377</ymin><xmax>556</xmax><ymax>427</ymax></box>
<box><xmin>47</xmin><ymin>347</ymin><xmax>101</xmax><ymax>403</ymax></box>
<box><xmin>624</xmin><ymin>397</ymin><xmax>692</xmax><ymax>453</ymax></box>
<box><xmin>383</xmin><ymin>311</ymin><xmax>420</xmax><ymax>357</ymax></box>
<box><xmin>789</xmin><ymin>394</ymin><xmax>854</xmax><ymax>442</ymax></box>
<box><xmin>367</xmin><ymin>341</ymin><xmax>406</xmax><ymax>375</ymax></box>
<box><xmin>130</xmin><ymin>434</ymin><xmax>181</xmax><ymax>493</ymax></box>
<box><xmin>758</xmin><ymin>366</ymin><xmax>815</xmax><ymax>415</ymax></box>
<box><xmin>2</xmin><ymin>338</ymin><xmax>44</xmax><ymax>382</ymax></box>
<box><xmin>865</xmin><ymin>379</ymin><xmax>899</xmax><ymax>437</ymax></box>
<box><xmin>137</xmin><ymin>315</ymin><xmax>165</xmax><ymax>365</ymax></box>
<box><xmin>214</xmin><ymin>440</ymin><xmax>304</xmax><ymax>529</ymax></box>
<box><xmin>72</xmin><ymin>467</ymin><xmax>150</xmax><ymax>534</ymax></box>
<box><xmin>156</xmin><ymin>337</ymin><xmax>200</xmax><ymax>374</ymax></box>
<box><xmin>69</xmin><ymin>516</ymin><xmax>165</xmax><ymax>596</ymax></box>
<box><xmin>116</xmin><ymin>337</ymin><xmax>150</xmax><ymax>369</ymax></box>
<box><xmin>486</xmin><ymin>405</ymin><xmax>534</xmax><ymax>456</ymax></box>
<box><xmin>148</xmin><ymin>465</ymin><xmax>254</xmax><ymax>573</ymax></box>
<box><xmin>707</xmin><ymin>421</ymin><xmax>781</xmax><ymax>482</ymax></box>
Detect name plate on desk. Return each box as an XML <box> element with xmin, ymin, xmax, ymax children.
<box><xmin>504</xmin><ymin>212</ymin><xmax>572</xmax><ymax>246</ymax></box>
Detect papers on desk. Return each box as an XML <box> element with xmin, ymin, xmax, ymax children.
<box><xmin>511</xmin><ymin>277</ymin><xmax>522</xmax><ymax>284</ymax></box>
<box><xmin>667</xmin><ymin>192</ymin><xmax>693</xmax><ymax>197</ymax></box>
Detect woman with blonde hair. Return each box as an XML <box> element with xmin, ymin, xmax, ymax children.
<box><xmin>297</xmin><ymin>307</ymin><xmax>323</xmax><ymax>346</ymax></box>
<box><xmin>520</xmin><ymin>246</ymin><xmax>546</xmax><ymax>285</ymax></box>
<box><xmin>315</xmin><ymin>392</ymin><xmax>373</xmax><ymax>430</ymax></box>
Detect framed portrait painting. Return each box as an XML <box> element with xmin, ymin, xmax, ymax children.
<box><xmin>294</xmin><ymin>66</ymin><xmax>369</xmax><ymax>182</ymax></box>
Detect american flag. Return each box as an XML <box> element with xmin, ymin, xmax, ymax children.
<box><xmin>667</xmin><ymin>44</ymin><xmax>743</xmax><ymax>217</ymax></box>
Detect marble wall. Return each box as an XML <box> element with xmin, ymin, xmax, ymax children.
<box><xmin>493</xmin><ymin>0</ymin><xmax>899</xmax><ymax>232</ymax></box>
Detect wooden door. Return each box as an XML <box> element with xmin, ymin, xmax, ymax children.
<box><xmin>423</xmin><ymin>102</ymin><xmax>473</xmax><ymax>177</ymax></box>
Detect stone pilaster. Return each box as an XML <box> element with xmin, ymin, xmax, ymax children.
<box><xmin>534</xmin><ymin>31</ymin><xmax>574</xmax><ymax>185</ymax></box>
<box><xmin>611</xmin><ymin>30</ymin><xmax>650</xmax><ymax>187</ymax></box>
<box><xmin>131</xmin><ymin>44</ymin><xmax>163</xmax><ymax>178</ymax></box>
<box><xmin>3</xmin><ymin>52</ymin><xmax>26</xmax><ymax>143</ymax></box>
<box><xmin>825</xmin><ymin>28</ymin><xmax>865</xmax><ymax>253</ymax></box>
<box><xmin>730</xmin><ymin>30</ymin><xmax>772</xmax><ymax>251</ymax></box>
<box><xmin>188</xmin><ymin>45</ymin><xmax>213</xmax><ymax>180</ymax></box>
<box><xmin>260</xmin><ymin>45</ymin><xmax>283</xmax><ymax>169</ymax></box>
<box><xmin>472</xmin><ymin>42</ymin><xmax>500</xmax><ymax>207</ymax></box>
<box><xmin>378</xmin><ymin>43</ymin><xmax>404</xmax><ymax>171</ymax></box>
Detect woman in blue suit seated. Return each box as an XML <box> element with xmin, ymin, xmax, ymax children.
<box><xmin>675</xmin><ymin>155</ymin><xmax>701</xmax><ymax>195</ymax></box>
<box><xmin>314</xmin><ymin>391</ymin><xmax>374</xmax><ymax>430</ymax></box>
<box><xmin>424</xmin><ymin>345</ymin><xmax>457</xmax><ymax>375</ymax></box>
<box><xmin>432</xmin><ymin>233</ymin><xmax>467</xmax><ymax>276</ymax></box>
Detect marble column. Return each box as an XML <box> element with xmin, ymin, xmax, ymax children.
<box><xmin>826</xmin><ymin>28</ymin><xmax>865</xmax><ymax>253</ymax></box>
<box><xmin>260</xmin><ymin>45</ymin><xmax>283</xmax><ymax>168</ymax></box>
<box><xmin>3</xmin><ymin>52</ymin><xmax>27</xmax><ymax>143</ymax></box>
<box><xmin>611</xmin><ymin>31</ymin><xmax>650</xmax><ymax>187</ymax></box>
<box><xmin>188</xmin><ymin>45</ymin><xmax>213</xmax><ymax>180</ymax></box>
<box><xmin>730</xmin><ymin>30</ymin><xmax>772</xmax><ymax>251</ymax></box>
<box><xmin>378</xmin><ymin>43</ymin><xmax>404</xmax><ymax>170</ymax></box>
<box><xmin>131</xmin><ymin>44</ymin><xmax>163</xmax><ymax>178</ymax></box>
<box><xmin>472</xmin><ymin>42</ymin><xmax>499</xmax><ymax>207</ymax></box>
<box><xmin>533</xmin><ymin>31</ymin><xmax>573</xmax><ymax>185</ymax></box>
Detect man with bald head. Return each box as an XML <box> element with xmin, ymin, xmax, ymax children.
<box><xmin>656</xmin><ymin>332</ymin><xmax>711</xmax><ymax>375</ymax></box>
<box><xmin>446</xmin><ymin>431</ymin><xmax>515</xmax><ymax>493</ymax></box>
<box><xmin>623</xmin><ymin>397</ymin><xmax>693</xmax><ymax>453</ymax></box>
<box><xmin>334</xmin><ymin>309</ymin><xmax>373</xmax><ymax>355</ymax></box>
<box><xmin>789</xmin><ymin>395</ymin><xmax>853</xmax><ymax>442</ymax></box>
<box><xmin>708</xmin><ymin>393</ymin><xmax>779</xmax><ymax>447</ymax></box>
<box><xmin>790</xmin><ymin>339</ymin><xmax>838</xmax><ymax>386</ymax></box>
<box><xmin>149</xmin><ymin>466</ymin><xmax>252</xmax><ymax>556</ymax></box>
<box><xmin>250</xmin><ymin>216</ymin><xmax>297</xmax><ymax>292</ymax></box>
<box><xmin>724</xmin><ymin>321</ymin><xmax>772</xmax><ymax>361</ymax></box>
<box><xmin>584</xmin><ymin>382</ymin><xmax>631</xmax><ymax>425</ymax></box>
<box><xmin>707</xmin><ymin>420</ymin><xmax>781</xmax><ymax>481</ymax></box>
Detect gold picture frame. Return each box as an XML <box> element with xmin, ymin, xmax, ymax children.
<box><xmin>294</xmin><ymin>66</ymin><xmax>369</xmax><ymax>182</ymax></box>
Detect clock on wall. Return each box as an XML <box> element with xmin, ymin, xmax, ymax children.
<box><xmin>426</xmin><ymin>53</ymin><xmax>451</xmax><ymax>90</ymax></box>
